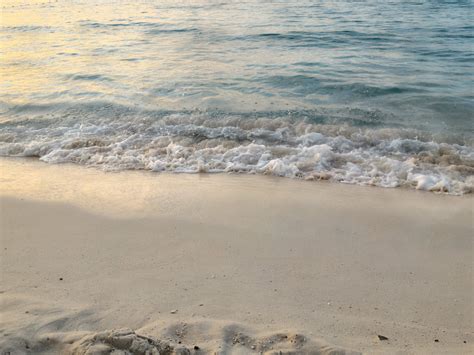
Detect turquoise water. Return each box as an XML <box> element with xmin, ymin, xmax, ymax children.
<box><xmin>1</xmin><ymin>0</ymin><xmax>473</xmax><ymax>193</ymax></box>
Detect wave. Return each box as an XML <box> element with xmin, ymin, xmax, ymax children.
<box><xmin>0</xmin><ymin>105</ymin><xmax>472</xmax><ymax>195</ymax></box>
<box><xmin>0</xmin><ymin>25</ymin><xmax>56</xmax><ymax>33</ymax></box>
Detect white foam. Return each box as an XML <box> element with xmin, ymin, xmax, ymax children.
<box><xmin>0</xmin><ymin>111</ymin><xmax>472</xmax><ymax>195</ymax></box>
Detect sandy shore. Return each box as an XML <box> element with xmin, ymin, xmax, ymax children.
<box><xmin>0</xmin><ymin>158</ymin><xmax>472</xmax><ymax>354</ymax></box>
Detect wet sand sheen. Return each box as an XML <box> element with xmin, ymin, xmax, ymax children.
<box><xmin>0</xmin><ymin>158</ymin><xmax>472</xmax><ymax>354</ymax></box>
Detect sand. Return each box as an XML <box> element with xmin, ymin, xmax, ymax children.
<box><xmin>0</xmin><ymin>157</ymin><xmax>472</xmax><ymax>354</ymax></box>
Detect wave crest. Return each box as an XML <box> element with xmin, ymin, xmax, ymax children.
<box><xmin>1</xmin><ymin>109</ymin><xmax>473</xmax><ymax>195</ymax></box>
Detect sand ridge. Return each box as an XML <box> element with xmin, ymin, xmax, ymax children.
<box><xmin>0</xmin><ymin>294</ymin><xmax>360</xmax><ymax>354</ymax></box>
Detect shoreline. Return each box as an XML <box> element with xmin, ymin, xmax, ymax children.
<box><xmin>1</xmin><ymin>156</ymin><xmax>472</xmax><ymax>206</ymax></box>
<box><xmin>1</xmin><ymin>157</ymin><xmax>472</xmax><ymax>354</ymax></box>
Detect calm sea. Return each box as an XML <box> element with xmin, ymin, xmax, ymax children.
<box><xmin>1</xmin><ymin>0</ymin><xmax>473</xmax><ymax>193</ymax></box>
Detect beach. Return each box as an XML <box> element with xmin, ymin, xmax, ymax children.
<box><xmin>1</xmin><ymin>157</ymin><xmax>472</xmax><ymax>354</ymax></box>
<box><xmin>2</xmin><ymin>1</ymin><xmax>474</xmax><ymax>354</ymax></box>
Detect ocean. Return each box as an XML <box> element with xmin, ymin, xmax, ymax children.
<box><xmin>1</xmin><ymin>0</ymin><xmax>473</xmax><ymax>194</ymax></box>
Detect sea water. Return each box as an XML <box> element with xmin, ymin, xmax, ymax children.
<box><xmin>1</xmin><ymin>0</ymin><xmax>473</xmax><ymax>194</ymax></box>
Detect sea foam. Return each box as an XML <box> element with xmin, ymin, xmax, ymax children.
<box><xmin>1</xmin><ymin>108</ymin><xmax>472</xmax><ymax>195</ymax></box>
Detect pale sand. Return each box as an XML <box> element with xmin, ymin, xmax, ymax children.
<box><xmin>0</xmin><ymin>158</ymin><xmax>472</xmax><ymax>354</ymax></box>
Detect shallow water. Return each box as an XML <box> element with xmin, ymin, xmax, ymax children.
<box><xmin>1</xmin><ymin>0</ymin><xmax>473</xmax><ymax>193</ymax></box>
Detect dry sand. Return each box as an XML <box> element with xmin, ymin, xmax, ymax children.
<box><xmin>0</xmin><ymin>158</ymin><xmax>472</xmax><ymax>354</ymax></box>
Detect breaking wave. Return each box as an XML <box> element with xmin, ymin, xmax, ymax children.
<box><xmin>1</xmin><ymin>105</ymin><xmax>472</xmax><ymax>195</ymax></box>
